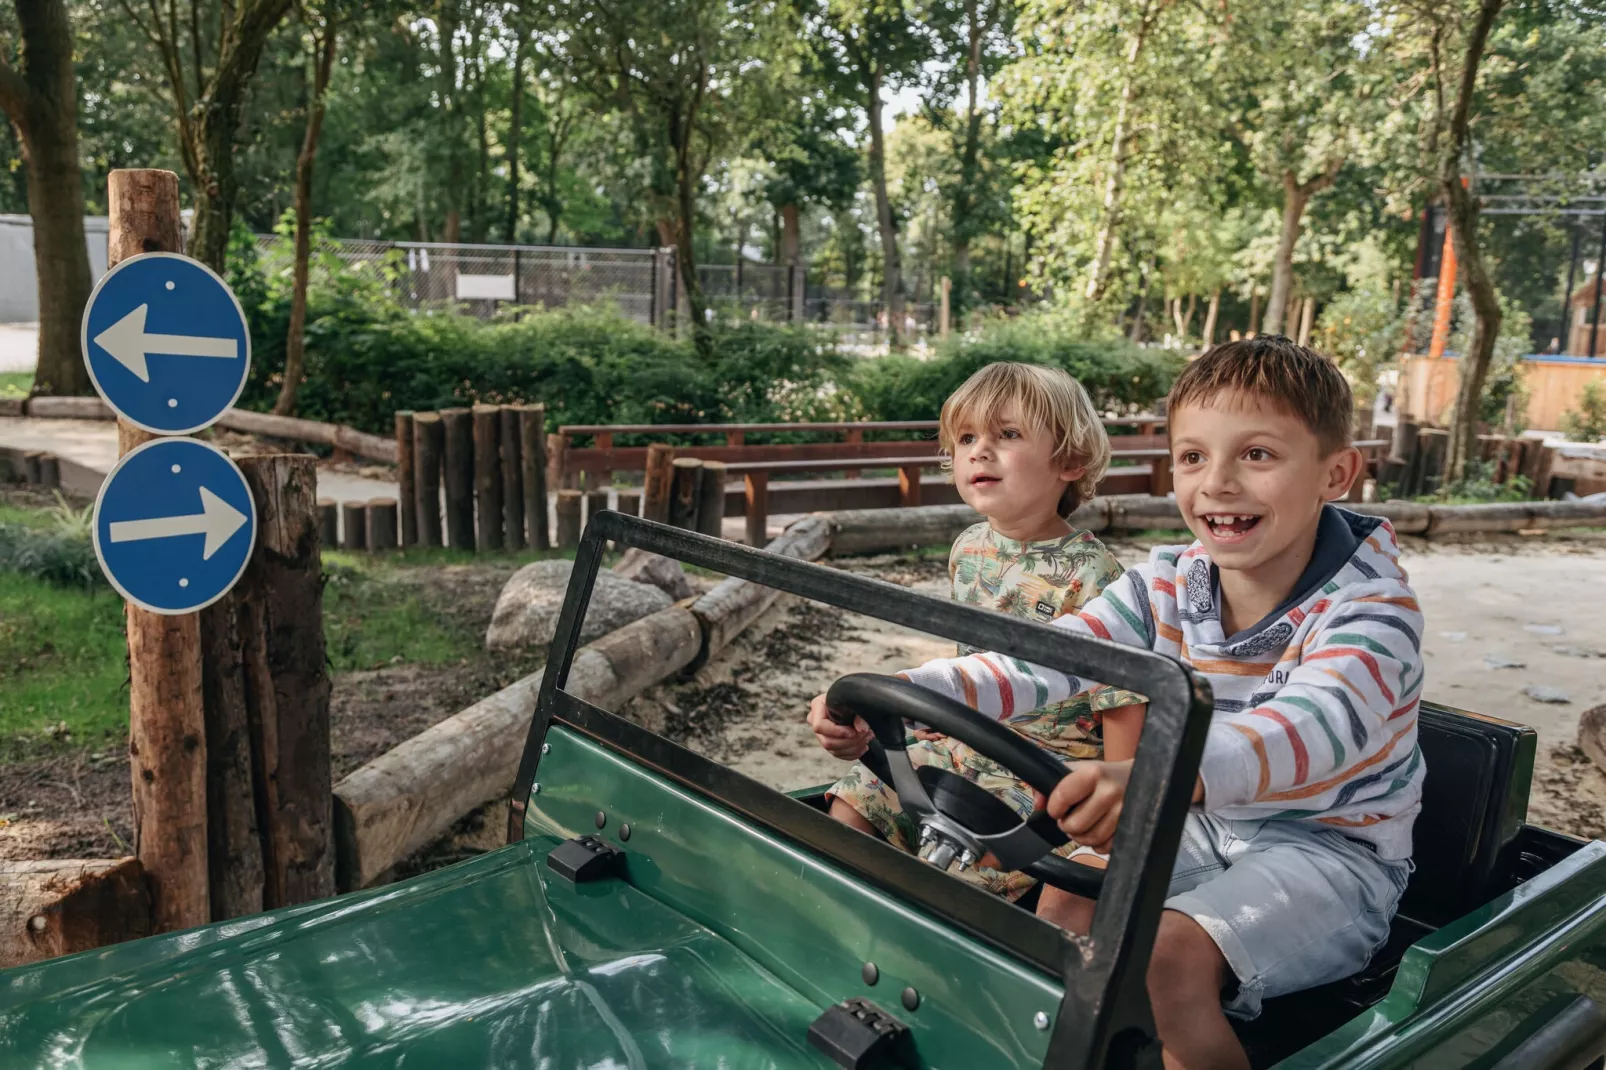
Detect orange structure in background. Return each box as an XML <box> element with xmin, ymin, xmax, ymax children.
<box><xmin>1428</xmin><ymin>217</ymin><xmax>1458</xmax><ymax>359</ymax></box>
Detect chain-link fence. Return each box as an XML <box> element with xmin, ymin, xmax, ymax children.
<box><xmin>253</xmin><ymin>234</ymin><xmax>928</xmax><ymax>343</ymax></box>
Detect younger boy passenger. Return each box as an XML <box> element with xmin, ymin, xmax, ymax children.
<box><xmin>817</xmin><ymin>361</ymin><xmax>1144</xmax><ymax>900</ymax></box>
<box><xmin>813</xmin><ymin>338</ymin><xmax>1423</xmax><ymax>1070</ymax></box>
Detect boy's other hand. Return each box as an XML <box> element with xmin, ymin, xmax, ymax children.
<box><xmin>910</xmin><ymin>727</ymin><xmax>946</xmax><ymax>743</ymax></box>
<box><xmin>807</xmin><ymin>694</ymin><xmax>873</xmax><ymax>760</ymax></box>
<box><xmin>1036</xmin><ymin>760</ymin><xmax>1132</xmax><ymax>853</ymax></box>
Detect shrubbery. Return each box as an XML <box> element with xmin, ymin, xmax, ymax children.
<box><xmin>229</xmin><ymin>241</ymin><xmax>1181</xmax><ymax>437</ymax></box>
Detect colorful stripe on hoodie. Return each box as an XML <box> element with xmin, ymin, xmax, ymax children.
<box><xmin>899</xmin><ymin>506</ymin><xmax>1425</xmax><ymax>860</ymax></box>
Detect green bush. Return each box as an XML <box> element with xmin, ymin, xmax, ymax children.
<box><xmin>229</xmin><ymin>244</ymin><xmax>1177</xmax><ymax>437</ymax></box>
<box><xmin>1560</xmin><ymin>380</ymin><xmax>1606</xmax><ymax>443</ymax></box>
<box><xmin>0</xmin><ymin>523</ymin><xmax>102</xmax><ymax>590</ymax></box>
<box><xmin>850</xmin><ymin>313</ymin><xmax>1186</xmax><ymax>423</ymax></box>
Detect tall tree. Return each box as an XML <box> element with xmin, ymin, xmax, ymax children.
<box><xmin>273</xmin><ymin>0</ymin><xmax>342</xmax><ymax>416</ymax></box>
<box><xmin>1230</xmin><ymin>0</ymin><xmax>1374</xmax><ymax>337</ymax></box>
<box><xmin>813</xmin><ymin>0</ymin><xmax>935</xmax><ymax>347</ymax></box>
<box><xmin>556</xmin><ymin>0</ymin><xmax>780</xmax><ymax>343</ymax></box>
<box><xmin>117</xmin><ymin>0</ymin><xmax>295</xmax><ymax>269</ymax></box>
<box><xmin>757</xmin><ymin>86</ymin><xmax>860</xmax><ymax>266</ymax></box>
<box><xmin>0</xmin><ymin>0</ymin><xmax>95</xmax><ymax>395</ymax></box>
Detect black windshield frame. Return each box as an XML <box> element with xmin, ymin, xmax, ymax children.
<box><xmin>508</xmin><ymin>512</ymin><xmax>1215</xmax><ymax>1069</ymax></box>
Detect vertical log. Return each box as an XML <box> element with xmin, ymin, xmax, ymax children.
<box><xmin>340</xmin><ymin>502</ymin><xmax>368</xmax><ymax>551</ymax></box>
<box><xmin>37</xmin><ymin>454</ymin><xmax>59</xmax><ymax>489</ymax></box>
<box><xmin>500</xmin><ymin>407</ymin><xmax>525</xmax><ymax>550</ymax></box>
<box><xmin>1535</xmin><ymin>443</ymin><xmax>1559</xmax><ymax>499</ymax></box>
<box><xmin>556</xmin><ymin>490</ymin><xmax>583</xmax><ymax>549</ymax></box>
<box><xmin>111</xmin><ymin>168</ymin><xmax>208</xmax><ymax>933</ymax></box>
<box><xmin>546</xmin><ymin>432</ymin><xmax>569</xmax><ymax>492</ymax></box>
<box><xmin>229</xmin><ymin>455</ymin><xmax>332</xmax><ymax>908</ymax></box>
<box><xmin>316</xmin><ymin>499</ymin><xmax>337</xmax><ymax>549</ymax></box>
<box><xmin>898</xmin><ymin>464</ymin><xmax>923</xmax><ymax>508</ymax></box>
<box><xmin>745</xmin><ymin>471</ymin><xmax>769</xmax><ymax>547</ymax></box>
<box><xmin>518</xmin><ymin>405</ymin><xmax>548</xmax><ymax>550</ymax></box>
<box><xmin>394</xmin><ymin>412</ymin><xmax>416</xmax><ymax>547</ymax></box>
<box><xmin>669</xmin><ymin>457</ymin><xmax>702</xmax><ymax>530</ymax></box>
<box><xmin>586</xmin><ymin>488</ymin><xmax>609</xmax><ymax>527</ymax></box>
<box><xmin>441</xmin><ymin>408</ymin><xmax>474</xmax><ymax>549</ymax></box>
<box><xmin>642</xmin><ymin>443</ymin><xmax>675</xmax><ymax>524</ymax></box>
<box><xmin>1148</xmin><ymin>454</ymin><xmax>1174</xmax><ymax>497</ymax></box>
<box><xmin>472</xmin><ymin>405</ymin><xmax>503</xmax><ymax>551</ymax></box>
<box><xmin>412</xmin><ymin>413</ymin><xmax>444</xmax><ymax>548</ymax></box>
<box><xmin>366</xmin><ymin>498</ymin><xmax>398</xmax><ymax>551</ymax></box>
<box><xmin>617</xmin><ymin>489</ymin><xmax>642</xmax><ymax>517</ymax></box>
<box><xmin>23</xmin><ymin>451</ymin><xmax>44</xmax><ymax>484</ymax></box>
<box><xmin>695</xmin><ymin>461</ymin><xmax>726</xmax><ymax>537</ymax></box>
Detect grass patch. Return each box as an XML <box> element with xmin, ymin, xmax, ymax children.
<box><xmin>321</xmin><ymin>556</ymin><xmax>477</xmax><ymax>671</ymax></box>
<box><xmin>0</xmin><ymin>573</ymin><xmax>129</xmax><ymax>751</ymax></box>
<box><xmin>0</xmin><ymin>371</ymin><xmax>31</xmax><ymax>398</ymax></box>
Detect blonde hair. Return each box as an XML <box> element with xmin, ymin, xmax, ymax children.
<box><xmin>938</xmin><ymin>362</ymin><xmax>1111</xmax><ymax>516</ymax></box>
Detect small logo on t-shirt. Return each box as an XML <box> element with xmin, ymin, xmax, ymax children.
<box><xmin>1035</xmin><ymin>599</ymin><xmax>1057</xmax><ymax>620</ymax></box>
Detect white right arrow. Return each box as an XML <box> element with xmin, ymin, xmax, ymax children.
<box><xmin>93</xmin><ymin>304</ymin><xmax>240</xmax><ymax>383</ymax></box>
<box><xmin>108</xmin><ymin>486</ymin><xmax>249</xmax><ymax>560</ymax></box>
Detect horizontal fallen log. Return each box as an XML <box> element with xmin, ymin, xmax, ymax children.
<box><xmin>216</xmin><ymin>409</ymin><xmax>398</xmax><ymax>464</ymax></box>
<box><xmin>0</xmin><ymin>857</ymin><xmax>152</xmax><ymax>968</ymax></box>
<box><xmin>23</xmin><ymin>395</ymin><xmax>112</xmax><ymax>420</ymax></box>
<box><xmin>825</xmin><ymin>503</ymin><xmax>980</xmax><ymax>557</ymax></box>
<box><xmin>332</xmin><ymin>605</ymin><xmax>702</xmax><ymax>891</ymax></box>
<box><xmin>1105</xmin><ymin>495</ymin><xmax>1185</xmax><ymax>532</ymax></box>
<box><xmin>1350</xmin><ymin>502</ymin><xmax>1430</xmax><ymax>535</ymax></box>
<box><xmin>690</xmin><ymin>515</ymin><xmax>832</xmax><ymax>662</ymax></box>
<box><xmin>1524</xmin><ymin>499</ymin><xmax>1606</xmax><ymax>530</ymax></box>
<box><xmin>1426</xmin><ymin>502</ymin><xmax>1533</xmax><ymax>535</ymax></box>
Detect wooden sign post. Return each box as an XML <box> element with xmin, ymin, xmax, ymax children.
<box><xmin>106</xmin><ymin>169</ymin><xmax>210</xmax><ymax>932</ymax></box>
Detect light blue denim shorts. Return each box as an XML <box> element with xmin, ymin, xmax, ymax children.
<box><xmin>1163</xmin><ymin>812</ymin><xmax>1411</xmax><ymax>1019</ymax></box>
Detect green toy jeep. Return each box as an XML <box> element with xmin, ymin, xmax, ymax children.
<box><xmin>2</xmin><ymin>511</ymin><xmax>1604</xmax><ymax>1068</ymax></box>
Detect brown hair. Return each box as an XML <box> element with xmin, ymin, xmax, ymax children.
<box><xmin>1167</xmin><ymin>336</ymin><xmax>1353</xmax><ymax>452</ymax></box>
<box><xmin>939</xmin><ymin>362</ymin><xmax>1111</xmax><ymax>515</ymax></box>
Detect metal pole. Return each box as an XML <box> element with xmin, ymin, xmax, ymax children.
<box><xmin>1559</xmin><ymin>224</ymin><xmax>1580</xmax><ymax>353</ymax></box>
<box><xmin>1590</xmin><ymin>208</ymin><xmax>1606</xmax><ymax>359</ymax></box>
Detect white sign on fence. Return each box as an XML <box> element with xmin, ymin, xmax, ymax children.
<box><xmin>455</xmin><ymin>273</ymin><xmax>516</xmax><ymax>301</ymax></box>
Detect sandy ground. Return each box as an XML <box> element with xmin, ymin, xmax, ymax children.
<box><xmin>642</xmin><ymin>534</ymin><xmax>1606</xmax><ymax>840</ymax></box>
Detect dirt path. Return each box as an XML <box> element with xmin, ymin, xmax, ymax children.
<box><xmin>652</xmin><ymin>535</ymin><xmax>1606</xmax><ymax>841</ymax></box>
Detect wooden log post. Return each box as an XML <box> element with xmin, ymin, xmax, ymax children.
<box><xmin>394</xmin><ymin>412</ymin><xmax>416</xmax><ymax>547</ymax></box>
<box><xmin>340</xmin><ymin>502</ymin><xmax>368</xmax><ymax>551</ymax></box>
<box><xmin>472</xmin><ymin>405</ymin><xmax>504</xmax><ymax>551</ymax></box>
<box><xmin>898</xmin><ymin>464</ymin><xmax>923</xmax><ymax>508</ymax></box>
<box><xmin>500</xmin><ymin>407</ymin><xmax>525</xmax><ymax>550</ymax></box>
<box><xmin>0</xmin><ymin>858</ymin><xmax>153</xmax><ymax>968</ymax></box>
<box><xmin>37</xmin><ymin>453</ymin><xmax>59</xmax><ymax>489</ymax></box>
<box><xmin>1148</xmin><ymin>454</ymin><xmax>1174</xmax><ymax>497</ymax></box>
<box><xmin>546</xmin><ymin>432</ymin><xmax>568</xmax><ymax>492</ymax></box>
<box><xmin>366</xmin><ymin>498</ymin><xmax>399</xmax><ymax>551</ymax></box>
<box><xmin>642</xmin><ymin>443</ymin><xmax>675</xmax><ymax>524</ymax></box>
<box><xmin>745</xmin><ymin>471</ymin><xmax>769</xmax><ymax>547</ymax></box>
<box><xmin>617</xmin><ymin>489</ymin><xmax>642</xmax><ymax>517</ymax></box>
<box><xmin>556</xmin><ymin>490</ymin><xmax>583</xmax><ymax>549</ymax></box>
<box><xmin>316</xmin><ymin>499</ymin><xmax>337</xmax><ymax>548</ymax></box>
<box><xmin>518</xmin><ymin>405</ymin><xmax>548</xmax><ymax>550</ymax></box>
<box><xmin>695</xmin><ymin>460</ymin><xmax>727</xmax><ymax>538</ymax></box>
<box><xmin>586</xmin><ymin>488</ymin><xmax>609</xmax><ymax>527</ymax></box>
<box><xmin>412</xmin><ymin>413</ymin><xmax>444</xmax><ymax>547</ymax></box>
<box><xmin>22</xmin><ymin>451</ymin><xmax>44</xmax><ymax>484</ymax></box>
<box><xmin>441</xmin><ymin>408</ymin><xmax>475</xmax><ymax>549</ymax></box>
<box><xmin>1534</xmin><ymin>443</ymin><xmax>1559</xmax><ymax>499</ymax></box>
<box><xmin>200</xmin><ymin>455</ymin><xmax>333</xmax><ymax>914</ymax></box>
<box><xmin>110</xmin><ymin>168</ymin><xmax>210</xmax><ymax>933</ymax></box>
<box><xmin>669</xmin><ymin>457</ymin><xmax>703</xmax><ymax>530</ymax></box>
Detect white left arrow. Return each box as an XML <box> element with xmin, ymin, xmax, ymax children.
<box><xmin>108</xmin><ymin>486</ymin><xmax>249</xmax><ymax>560</ymax></box>
<box><xmin>93</xmin><ymin>304</ymin><xmax>239</xmax><ymax>383</ymax></box>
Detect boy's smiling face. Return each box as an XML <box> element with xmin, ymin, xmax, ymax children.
<box><xmin>1170</xmin><ymin>389</ymin><xmax>1361</xmax><ymax>580</ymax></box>
<box><xmin>952</xmin><ymin>406</ymin><xmax>1083</xmax><ymax>539</ymax></box>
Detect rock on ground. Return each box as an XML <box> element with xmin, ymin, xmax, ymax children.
<box><xmin>611</xmin><ymin>547</ymin><xmax>694</xmax><ymax>601</ymax></box>
<box><xmin>485</xmin><ymin>559</ymin><xmax>671</xmax><ymax>653</ymax></box>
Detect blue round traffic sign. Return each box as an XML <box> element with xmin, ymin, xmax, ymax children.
<box><xmin>81</xmin><ymin>253</ymin><xmax>251</xmax><ymax>435</ymax></box>
<box><xmin>92</xmin><ymin>438</ymin><xmax>257</xmax><ymax>615</ymax></box>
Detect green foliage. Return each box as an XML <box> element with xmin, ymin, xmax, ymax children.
<box><xmin>1560</xmin><ymin>380</ymin><xmax>1606</xmax><ymax>443</ymax></box>
<box><xmin>1419</xmin><ymin>461</ymin><xmax>1533</xmax><ymax>505</ymax></box>
<box><xmin>850</xmin><ymin>312</ymin><xmax>1186</xmax><ymax>422</ymax></box>
<box><xmin>0</xmin><ymin>573</ymin><xmax>129</xmax><ymax>748</ymax></box>
<box><xmin>0</xmin><ymin>373</ymin><xmax>31</xmax><ymax>399</ymax></box>
<box><xmin>1316</xmin><ymin>285</ymin><xmax>1406</xmax><ymax>406</ymax></box>
<box><xmin>0</xmin><ymin>496</ymin><xmax>102</xmax><ymax>590</ymax></box>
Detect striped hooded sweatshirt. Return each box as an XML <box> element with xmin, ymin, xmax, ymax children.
<box><xmin>901</xmin><ymin>506</ymin><xmax>1425</xmax><ymax>860</ymax></box>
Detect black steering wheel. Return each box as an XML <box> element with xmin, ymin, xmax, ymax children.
<box><xmin>827</xmin><ymin>673</ymin><xmax>1105</xmax><ymax>900</ymax></box>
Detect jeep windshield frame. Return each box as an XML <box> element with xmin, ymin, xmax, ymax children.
<box><xmin>509</xmin><ymin>512</ymin><xmax>1215</xmax><ymax>1070</ymax></box>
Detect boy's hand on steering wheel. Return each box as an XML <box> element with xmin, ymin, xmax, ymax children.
<box><xmin>807</xmin><ymin>694</ymin><xmax>873</xmax><ymax>760</ymax></box>
<box><xmin>1033</xmin><ymin>760</ymin><xmax>1133</xmax><ymax>854</ymax></box>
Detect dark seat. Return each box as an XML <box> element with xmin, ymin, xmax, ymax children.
<box><xmin>1237</xmin><ymin>702</ymin><xmax>1537</xmax><ymax>1066</ymax></box>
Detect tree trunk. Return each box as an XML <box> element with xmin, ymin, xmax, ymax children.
<box><xmin>1264</xmin><ymin>163</ymin><xmax>1340</xmax><ymax>337</ymax></box>
<box><xmin>1085</xmin><ymin>55</ymin><xmax>1139</xmax><ymax>302</ymax></box>
<box><xmin>779</xmin><ymin>202</ymin><xmax>801</xmax><ymax>265</ymax></box>
<box><xmin>274</xmin><ymin>22</ymin><xmax>338</xmax><ymax>417</ymax></box>
<box><xmin>1202</xmin><ymin>288</ymin><xmax>1220</xmax><ymax>347</ymax></box>
<box><xmin>866</xmin><ymin>65</ymin><xmax>905</xmax><ymax>349</ymax></box>
<box><xmin>948</xmin><ymin>0</ymin><xmax>987</xmax><ymax>319</ymax></box>
<box><xmin>506</xmin><ymin>25</ymin><xmax>526</xmax><ymax>241</ymax></box>
<box><xmin>1441</xmin><ymin>0</ymin><xmax>1507</xmax><ymax>482</ymax></box>
<box><xmin>0</xmin><ymin>0</ymin><xmax>95</xmax><ymax>396</ymax></box>
<box><xmin>438</xmin><ymin>0</ymin><xmax>462</xmax><ymax>249</ymax></box>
